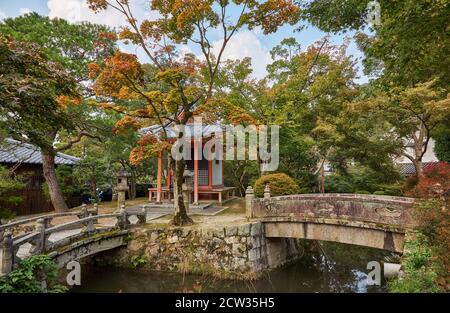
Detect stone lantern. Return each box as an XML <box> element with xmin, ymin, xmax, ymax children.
<box><xmin>182</xmin><ymin>167</ymin><xmax>194</xmax><ymax>212</ymax></box>
<box><xmin>115</xmin><ymin>169</ymin><xmax>130</xmax><ymax>209</ymax></box>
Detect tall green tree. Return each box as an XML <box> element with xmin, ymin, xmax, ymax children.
<box><xmin>0</xmin><ymin>36</ymin><xmax>81</xmax><ymax>212</ymax></box>
<box><xmin>298</xmin><ymin>0</ymin><xmax>450</xmax><ymax>178</ymax></box>
<box><xmin>264</xmin><ymin>39</ymin><xmax>358</xmax><ymax>189</ymax></box>
<box><xmin>0</xmin><ymin>13</ymin><xmax>116</xmax><ymax>84</ymax></box>
<box><xmin>0</xmin><ymin>14</ymin><xmax>116</xmax><ymax>211</ymax></box>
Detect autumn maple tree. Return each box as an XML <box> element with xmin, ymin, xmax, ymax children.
<box><xmin>87</xmin><ymin>0</ymin><xmax>299</xmax><ymax>225</ymax></box>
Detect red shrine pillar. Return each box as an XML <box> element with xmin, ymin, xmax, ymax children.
<box><xmin>156</xmin><ymin>151</ymin><xmax>162</xmax><ymax>203</ymax></box>
<box><xmin>167</xmin><ymin>157</ymin><xmax>171</xmax><ymax>201</ymax></box>
<box><xmin>193</xmin><ymin>139</ymin><xmax>199</xmax><ymax>204</ymax></box>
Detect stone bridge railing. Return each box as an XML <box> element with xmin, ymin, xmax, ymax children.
<box><xmin>0</xmin><ymin>205</ymin><xmax>147</xmax><ymax>276</ymax></box>
<box><xmin>0</xmin><ymin>204</ymin><xmax>98</xmax><ymax>240</ymax></box>
<box><xmin>245</xmin><ymin>186</ymin><xmax>415</xmax><ymax>229</ymax></box>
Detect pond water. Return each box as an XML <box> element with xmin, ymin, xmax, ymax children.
<box><xmin>71</xmin><ymin>242</ymin><xmax>395</xmax><ymax>293</ymax></box>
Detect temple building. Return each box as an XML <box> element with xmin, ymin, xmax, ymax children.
<box><xmin>141</xmin><ymin>123</ymin><xmax>236</xmax><ymax>204</ymax></box>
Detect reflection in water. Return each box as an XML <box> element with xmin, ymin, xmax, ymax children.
<box><xmin>71</xmin><ymin>242</ymin><xmax>393</xmax><ymax>293</ymax></box>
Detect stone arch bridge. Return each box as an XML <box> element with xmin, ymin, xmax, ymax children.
<box><xmin>246</xmin><ymin>191</ymin><xmax>415</xmax><ymax>253</ymax></box>
<box><xmin>0</xmin><ymin>206</ymin><xmax>146</xmax><ymax>276</ymax></box>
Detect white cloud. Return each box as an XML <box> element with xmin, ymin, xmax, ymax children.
<box><xmin>19</xmin><ymin>8</ymin><xmax>32</xmax><ymax>15</ymax></box>
<box><xmin>0</xmin><ymin>9</ymin><xmax>6</xmax><ymax>20</ymax></box>
<box><xmin>211</xmin><ymin>31</ymin><xmax>271</xmax><ymax>79</ymax></box>
<box><xmin>46</xmin><ymin>1</ymin><xmax>271</xmax><ymax>78</ymax></box>
<box><xmin>47</xmin><ymin>0</ymin><xmax>161</xmax><ymax>64</ymax></box>
<box><xmin>47</xmin><ymin>0</ymin><xmax>157</xmax><ymax>28</ymax></box>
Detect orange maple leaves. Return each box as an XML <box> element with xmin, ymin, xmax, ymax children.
<box><xmin>129</xmin><ymin>133</ymin><xmax>173</xmax><ymax>165</ymax></box>
<box><xmin>56</xmin><ymin>95</ymin><xmax>82</xmax><ymax>109</ymax></box>
<box><xmin>90</xmin><ymin>52</ymin><xmax>143</xmax><ymax>99</ymax></box>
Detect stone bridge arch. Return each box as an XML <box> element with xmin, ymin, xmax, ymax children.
<box><xmin>247</xmin><ymin>192</ymin><xmax>415</xmax><ymax>253</ymax></box>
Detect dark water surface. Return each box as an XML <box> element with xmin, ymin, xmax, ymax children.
<box><xmin>71</xmin><ymin>242</ymin><xmax>393</xmax><ymax>293</ymax></box>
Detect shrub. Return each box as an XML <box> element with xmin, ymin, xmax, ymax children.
<box><xmin>373</xmin><ymin>191</ymin><xmax>386</xmax><ymax>195</ymax></box>
<box><xmin>324</xmin><ymin>174</ymin><xmax>355</xmax><ymax>193</ymax></box>
<box><xmin>389</xmin><ymin>233</ymin><xmax>441</xmax><ymax>293</ymax></box>
<box><xmin>0</xmin><ymin>255</ymin><xmax>67</xmax><ymax>293</ymax></box>
<box><xmin>254</xmin><ymin>173</ymin><xmax>300</xmax><ymax>197</ymax></box>
<box><xmin>402</xmin><ymin>176</ymin><xmax>419</xmax><ymax>194</ymax></box>
<box><xmin>409</xmin><ymin>162</ymin><xmax>450</xmax><ymax>199</ymax></box>
<box><xmin>355</xmin><ymin>190</ymin><xmax>371</xmax><ymax>195</ymax></box>
<box><xmin>389</xmin><ymin>267</ymin><xmax>440</xmax><ymax>293</ymax></box>
<box><xmin>378</xmin><ymin>184</ymin><xmax>403</xmax><ymax>196</ymax></box>
<box><xmin>413</xmin><ymin>199</ymin><xmax>449</xmax><ymax>285</ymax></box>
<box><xmin>130</xmin><ymin>254</ymin><xmax>147</xmax><ymax>268</ymax></box>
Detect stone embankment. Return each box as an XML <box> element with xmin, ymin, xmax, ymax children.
<box><xmin>96</xmin><ymin>221</ymin><xmax>300</xmax><ymax>279</ymax></box>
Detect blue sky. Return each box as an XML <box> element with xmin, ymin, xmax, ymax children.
<box><xmin>0</xmin><ymin>0</ymin><xmax>368</xmax><ymax>83</ymax></box>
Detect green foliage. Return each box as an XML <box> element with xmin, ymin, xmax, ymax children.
<box><xmin>0</xmin><ymin>14</ymin><xmax>117</xmax><ymax>211</ymax></box>
<box><xmin>299</xmin><ymin>0</ymin><xmax>369</xmax><ymax>33</ymax></box>
<box><xmin>130</xmin><ymin>255</ymin><xmax>147</xmax><ymax>268</ymax></box>
<box><xmin>0</xmin><ymin>36</ymin><xmax>79</xmax><ymax>151</ymax></box>
<box><xmin>0</xmin><ymin>12</ymin><xmax>116</xmax><ymax>82</ymax></box>
<box><xmin>301</xmin><ymin>1</ymin><xmax>450</xmax><ymax>87</ymax></box>
<box><xmin>64</xmin><ymin>113</ymin><xmax>153</xmax><ymax>200</ymax></box>
<box><xmin>0</xmin><ymin>165</ymin><xmax>26</xmax><ymax>221</ymax></box>
<box><xmin>300</xmin><ymin>1</ymin><xmax>450</xmax><ymax>178</ymax></box>
<box><xmin>224</xmin><ymin>160</ymin><xmax>259</xmax><ymax>197</ymax></box>
<box><xmin>403</xmin><ymin>233</ymin><xmax>433</xmax><ymax>272</ymax></box>
<box><xmin>324</xmin><ymin>174</ymin><xmax>355</xmax><ymax>193</ymax></box>
<box><xmin>389</xmin><ymin>267</ymin><xmax>440</xmax><ymax>293</ymax></box>
<box><xmin>389</xmin><ymin>233</ymin><xmax>441</xmax><ymax>293</ymax></box>
<box><xmin>413</xmin><ymin>199</ymin><xmax>449</xmax><ymax>284</ymax></box>
<box><xmin>324</xmin><ymin>164</ymin><xmax>403</xmax><ymax>195</ymax></box>
<box><xmin>433</xmin><ymin>123</ymin><xmax>450</xmax><ymax>162</ymax></box>
<box><xmin>42</xmin><ymin>165</ymin><xmax>82</xmax><ymax>201</ymax></box>
<box><xmin>72</xmin><ymin>155</ymin><xmax>115</xmax><ymax>201</ymax></box>
<box><xmin>0</xmin><ymin>255</ymin><xmax>67</xmax><ymax>293</ymax></box>
<box><xmin>254</xmin><ymin>173</ymin><xmax>300</xmax><ymax>197</ymax></box>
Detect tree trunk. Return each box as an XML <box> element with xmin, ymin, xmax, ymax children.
<box><xmin>92</xmin><ymin>180</ymin><xmax>97</xmax><ymax>203</ymax></box>
<box><xmin>320</xmin><ymin>163</ymin><xmax>325</xmax><ymax>194</ymax></box>
<box><xmin>41</xmin><ymin>152</ymin><xmax>69</xmax><ymax>212</ymax></box>
<box><xmin>129</xmin><ymin>167</ymin><xmax>137</xmax><ymax>200</ymax></box>
<box><xmin>171</xmin><ymin>158</ymin><xmax>193</xmax><ymax>226</ymax></box>
<box><xmin>413</xmin><ymin>159</ymin><xmax>424</xmax><ymax>178</ymax></box>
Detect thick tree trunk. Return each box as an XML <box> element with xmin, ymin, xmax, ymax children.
<box><xmin>171</xmin><ymin>158</ymin><xmax>193</xmax><ymax>226</ymax></box>
<box><xmin>413</xmin><ymin>159</ymin><xmax>424</xmax><ymax>178</ymax></box>
<box><xmin>41</xmin><ymin>152</ymin><xmax>69</xmax><ymax>212</ymax></box>
<box><xmin>320</xmin><ymin>163</ymin><xmax>325</xmax><ymax>194</ymax></box>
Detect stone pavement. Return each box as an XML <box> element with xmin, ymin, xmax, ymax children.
<box><xmin>126</xmin><ymin>203</ymin><xmax>227</xmax><ymax>217</ymax></box>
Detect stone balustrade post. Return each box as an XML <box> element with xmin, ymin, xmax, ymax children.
<box><xmin>78</xmin><ymin>203</ymin><xmax>88</xmax><ymax>219</ymax></box>
<box><xmin>30</xmin><ymin>218</ymin><xmax>46</xmax><ymax>255</ymax></box>
<box><xmin>137</xmin><ymin>206</ymin><xmax>147</xmax><ymax>225</ymax></box>
<box><xmin>82</xmin><ymin>215</ymin><xmax>95</xmax><ymax>233</ymax></box>
<box><xmin>0</xmin><ymin>231</ymin><xmax>13</xmax><ymax>276</ymax></box>
<box><xmin>264</xmin><ymin>185</ymin><xmax>271</xmax><ymax>199</ymax></box>
<box><xmin>245</xmin><ymin>186</ymin><xmax>255</xmax><ymax>219</ymax></box>
<box><xmin>92</xmin><ymin>203</ymin><xmax>99</xmax><ymax>224</ymax></box>
<box><xmin>117</xmin><ymin>205</ymin><xmax>129</xmax><ymax>229</ymax></box>
<box><xmin>43</xmin><ymin>217</ymin><xmax>53</xmax><ymax>229</ymax></box>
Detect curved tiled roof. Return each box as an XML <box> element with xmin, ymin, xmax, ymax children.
<box><xmin>0</xmin><ymin>138</ymin><xmax>80</xmax><ymax>165</ymax></box>
<box><xmin>140</xmin><ymin>124</ymin><xmax>224</xmax><ymax>139</ymax></box>
<box><xmin>399</xmin><ymin>162</ymin><xmax>447</xmax><ymax>176</ymax></box>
